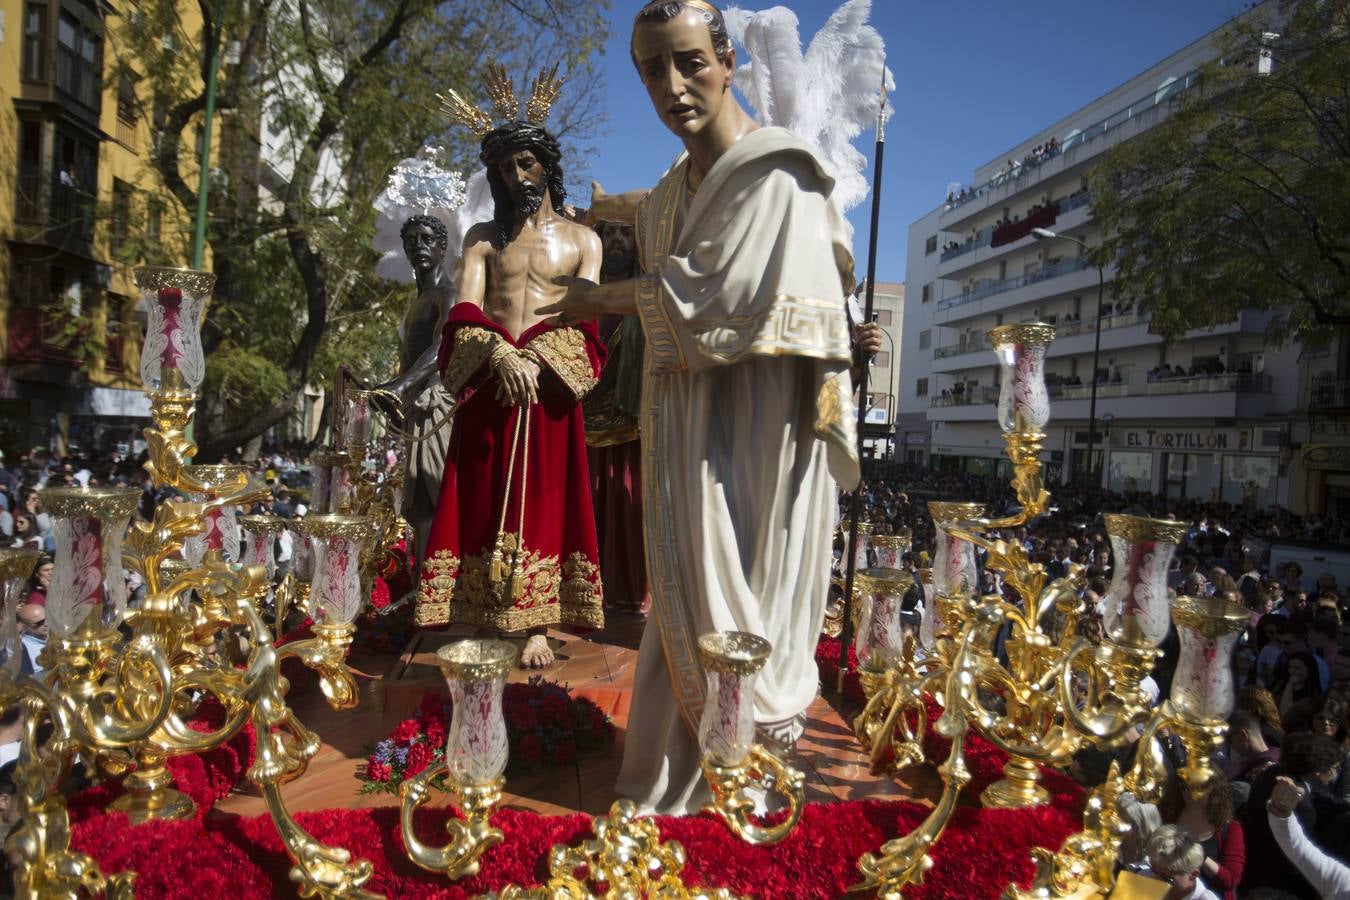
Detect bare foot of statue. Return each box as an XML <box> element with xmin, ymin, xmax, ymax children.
<box><xmin>520</xmin><ymin>629</ymin><xmax>554</xmax><ymax>668</ymax></box>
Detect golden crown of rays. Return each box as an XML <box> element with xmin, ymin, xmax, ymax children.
<box><xmin>439</xmin><ymin>63</ymin><xmax>565</xmax><ymax>137</ymax></box>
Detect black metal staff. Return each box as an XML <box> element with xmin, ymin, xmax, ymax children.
<box><xmin>838</xmin><ymin>65</ymin><xmax>889</xmax><ymax>689</ymax></box>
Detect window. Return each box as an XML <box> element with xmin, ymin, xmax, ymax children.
<box><xmin>117</xmin><ymin>71</ymin><xmax>137</xmax><ymax>125</ymax></box>
<box><xmin>147</xmin><ymin>201</ymin><xmax>162</xmax><ymax>241</ymax></box>
<box><xmin>874</xmin><ymin>309</ymin><xmax>892</xmax><ymax>327</ymax></box>
<box><xmin>921</xmin><ymin>283</ymin><xmax>931</xmax><ymax>303</ymax></box>
<box><xmin>23</xmin><ymin>3</ymin><xmax>46</xmax><ymax>81</ymax></box>
<box><xmin>15</xmin><ymin>120</ymin><xmax>43</xmax><ymax>223</ymax></box>
<box><xmin>872</xmin><ymin>351</ymin><xmax>890</xmax><ymax>367</ymax></box>
<box><xmin>924</xmin><ymin>234</ymin><xmax>938</xmax><ymax>255</ymax></box>
<box><xmin>55</xmin><ymin>11</ymin><xmax>102</xmax><ymax>110</ymax></box>
<box><xmin>111</xmin><ymin>179</ymin><xmax>132</xmax><ymax>253</ymax></box>
<box><xmin>918</xmin><ymin>330</ymin><xmax>931</xmax><ymax>350</ymax></box>
<box><xmin>52</xmin><ymin>128</ymin><xmax>97</xmax><ymax>239</ymax></box>
<box><xmin>916</xmin><ymin>378</ymin><xmax>929</xmax><ymax>397</ymax></box>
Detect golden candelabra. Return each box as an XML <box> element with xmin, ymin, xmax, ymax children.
<box><xmin>0</xmin><ymin>267</ymin><xmax>392</xmax><ymax>898</ymax></box>
<box><xmin>845</xmin><ymin>322</ymin><xmax>1246</xmax><ymax>897</ymax></box>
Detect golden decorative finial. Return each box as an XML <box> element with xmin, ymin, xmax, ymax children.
<box><xmin>438</xmin><ymin>88</ymin><xmax>493</xmax><ymax>137</ymax></box>
<box><xmin>483</xmin><ymin>62</ymin><xmax>520</xmax><ymax>122</ymax></box>
<box><xmin>525</xmin><ymin>64</ymin><xmax>564</xmax><ymax>125</ymax></box>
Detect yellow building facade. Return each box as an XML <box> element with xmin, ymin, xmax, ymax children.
<box><xmin>0</xmin><ymin>0</ymin><xmax>205</xmax><ymax>457</ymax></box>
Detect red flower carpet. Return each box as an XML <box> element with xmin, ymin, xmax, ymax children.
<box><xmin>64</xmin><ymin>641</ymin><xmax>1087</xmax><ymax>898</ymax></box>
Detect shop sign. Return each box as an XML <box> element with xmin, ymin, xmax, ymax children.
<box><xmin>1302</xmin><ymin>444</ymin><xmax>1350</xmax><ymax>470</ymax></box>
<box><xmin>1310</xmin><ymin>416</ymin><xmax>1350</xmax><ymax>438</ymax></box>
<box><xmin>1112</xmin><ymin>428</ymin><xmax>1252</xmax><ymax>451</ymax></box>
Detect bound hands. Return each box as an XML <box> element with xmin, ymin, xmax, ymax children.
<box><xmin>492</xmin><ymin>350</ymin><xmax>541</xmax><ymax>407</ymax></box>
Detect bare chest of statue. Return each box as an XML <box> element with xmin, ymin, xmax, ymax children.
<box><xmin>401</xmin><ymin>285</ymin><xmax>452</xmax><ymax>372</ymax></box>
<box><xmin>483</xmin><ymin>221</ymin><xmax>583</xmax><ymax>339</ymax></box>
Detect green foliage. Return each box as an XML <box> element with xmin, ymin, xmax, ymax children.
<box><xmin>105</xmin><ymin>0</ymin><xmax>609</xmax><ymax>457</ymax></box>
<box><xmin>202</xmin><ymin>345</ymin><xmax>291</xmax><ymax>429</ymax></box>
<box><xmin>1089</xmin><ymin>0</ymin><xmax>1350</xmax><ymax>347</ymax></box>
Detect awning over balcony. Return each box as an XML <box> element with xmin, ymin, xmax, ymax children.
<box><xmin>72</xmin><ymin>387</ymin><xmax>152</xmax><ymax>418</ymax></box>
<box><xmin>991</xmin><ymin>203</ymin><xmax>1059</xmax><ymax>248</ymax></box>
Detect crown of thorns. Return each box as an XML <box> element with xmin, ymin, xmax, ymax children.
<box><xmin>439</xmin><ymin>63</ymin><xmax>564</xmax><ymax>137</ymax></box>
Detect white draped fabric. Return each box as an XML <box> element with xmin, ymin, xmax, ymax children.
<box><xmin>615</xmin><ymin>127</ymin><xmax>860</xmax><ymax>814</ymax></box>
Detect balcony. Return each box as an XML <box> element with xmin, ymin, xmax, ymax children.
<box><xmin>938</xmin><ymin>256</ymin><xmax>1092</xmax><ymax>312</ymax></box>
<box><xmin>930</xmin><ymin>386</ymin><xmax>999</xmax><ymax>408</ymax></box>
<box><xmin>941</xmin><ymin>71</ymin><xmax>1196</xmax><ymax>217</ymax></box>
<box><xmin>1307</xmin><ymin>374</ymin><xmax>1350</xmax><ymax>411</ymax></box>
<box><xmin>6</xmin><ymin>307</ymin><xmax>79</xmax><ymax>368</ymax></box>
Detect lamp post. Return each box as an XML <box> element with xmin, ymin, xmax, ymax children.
<box><xmin>1032</xmin><ymin>227</ymin><xmax>1105</xmax><ymax>488</ymax></box>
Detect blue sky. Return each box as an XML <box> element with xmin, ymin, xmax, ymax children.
<box><xmin>584</xmin><ymin>0</ymin><xmax>1251</xmax><ymax>284</ymax></box>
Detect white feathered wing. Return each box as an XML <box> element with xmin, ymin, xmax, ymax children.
<box><xmin>724</xmin><ymin>0</ymin><xmax>894</xmax><ymax>216</ymax></box>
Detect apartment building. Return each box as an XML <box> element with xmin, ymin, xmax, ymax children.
<box><xmin>0</xmin><ymin>0</ymin><xmax>202</xmax><ymax>457</ymax></box>
<box><xmin>899</xmin><ymin>4</ymin><xmax>1300</xmax><ymax>509</ymax></box>
<box><xmin>859</xmin><ymin>280</ymin><xmax>903</xmax><ymax>463</ymax></box>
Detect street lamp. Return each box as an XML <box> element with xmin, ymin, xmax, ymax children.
<box><xmin>1031</xmin><ymin>227</ymin><xmax>1106</xmax><ymax>489</ymax></box>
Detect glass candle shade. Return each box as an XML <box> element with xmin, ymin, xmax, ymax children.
<box><xmin>437</xmin><ymin>639</ymin><xmax>515</xmax><ymax>787</ymax></box>
<box><xmin>134</xmin><ymin>267</ymin><xmax>215</xmax><ymax>394</ymax></box>
<box><xmin>342</xmin><ymin>391</ymin><xmax>376</xmax><ymax>451</ymax></box>
<box><xmin>916</xmin><ymin>568</ymin><xmax>938</xmax><ymax>650</ymax></box>
<box><xmin>309</xmin><ymin>458</ymin><xmax>333</xmax><ymax>516</ymax></box>
<box><xmin>854</xmin><ymin>568</ymin><xmax>912</xmax><ymax>672</ymax></box>
<box><xmin>296</xmin><ymin>515</ymin><xmax>375</xmax><ymax>626</ymax></box>
<box><xmin>844</xmin><ymin>521</ymin><xmax>872</xmax><ymax>571</ymax></box>
<box><xmin>1169</xmin><ymin>596</ymin><xmax>1249</xmax><ymax>723</ymax></box>
<box><xmin>39</xmin><ymin>487</ymin><xmax>140</xmax><ymax>638</ymax></box>
<box><xmin>293</xmin><ymin>531</ymin><xmax>316</xmax><ymax>582</ymax></box>
<box><xmin>989</xmin><ymin>323</ymin><xmax>1055</xmax><ymax>436</ymax></box>
<box><xmin>1102</xmin><ymin>514</ymin><xmax>1188</xmax><ymax>649</ymax></box>
<box><xmin>181</xmin><ymin>465</ymin><xmax>249</xmax><ymax>567</ymax></box>
<box><xmin>929</xmin><ymin>502</ymin><xmax>982</xmax><ymax>603</ymax></box>
<box><xmin>871</xmin><ymin>531</ymin><xmax>912</xmax><ymax>570</ymax></box>
<box><xmin>239</xmin><ymin>514</ymin><xmax>284</xmax><ymax>581</ymax></box>
<box><xmin>313</xmin><ymin>452</ymin><xmax>353</xmax><ymax>514</ymax></box>
<box><xmin>0</xmin><ymin>548</ymin><xmax>43</xmax><ymax>673</ymax></box>
<box><xmin>697</xmin><ymin>631</ymin><xmax>772</xmax><ymax>769</ymax></box>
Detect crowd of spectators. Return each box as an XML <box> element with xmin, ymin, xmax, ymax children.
<box><xmin>945</xmin><ymin>137</ymin><xmax>1064</xmax><ymax>207</ymax></box>
<box><xmin>843</xmin><ymin>463</ymin><xmax>1350</xmax><ymax>898</ymax></box>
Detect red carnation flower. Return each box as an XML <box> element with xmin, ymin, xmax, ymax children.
<box><xmin>506</xmin><ymin>703</ymin><xmax>538</xmax><ymax>732</ymax></box>
<box><xmin>391</xmin><ymin>718</ymin><xmax>422</xmax><ymax>743</ymax></box>
<box><xmin>517</xmin><ymin>734</ymin><xmax>543</xmax><ymax>765</ymax></box>
<box><xmin>424</xmin><ymin>719</ymin><xmax>447</xmax><ymax>749</ymax></box>
<box><xmin>370</xmin><ymin>577</ymin><xmax>391</xmax><ymax>609</ymax></box>
<box><xmin>365</xmin><ymin>761</ymin><xmax>391</xmax><ymax>782</ymax></box>
<box><xmin>541</xmin><ymin>693</ymin><xmax>572</xmax><ymax>727</ymax></box>
<box><xmin>552</xmin><ymin>739</ymin><xmax>576</xmax><ymax>766</ymax></box>
<box><xmin>405</xmin><ymin>741</ymin><xmax>434</xmax><ymax>777</ymax></box>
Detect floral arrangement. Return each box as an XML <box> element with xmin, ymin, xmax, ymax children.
<box><xmin>359</xmin><ymin>676</ymin><xmax>616</xmax><ymax>791</ymax></box>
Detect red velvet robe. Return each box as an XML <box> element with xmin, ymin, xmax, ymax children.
<box><xmin>416</xmin><ymin>303</ymin><xmax>605</xmax><ymax>631</ymax></box>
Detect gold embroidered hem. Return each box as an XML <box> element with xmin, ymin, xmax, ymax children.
<box><xmin>525</xmin><ymin>327</ymin><xmax>598</xmax><ymax>400</ymax></box>
<box><xmin>444</xmin><ymin>326</ymin><xmax>500</xmax><ymax>395</ymax></box>
<box><xmin>415</xmin><ymin>535</ymin><xmax>605</xmax><ymax>631</ymax></box>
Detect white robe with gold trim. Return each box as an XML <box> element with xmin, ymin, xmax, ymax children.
<box><xmin>615</xmin><ymin>127</ymin><xmax>861</xmax><ymax>814</ymax></box>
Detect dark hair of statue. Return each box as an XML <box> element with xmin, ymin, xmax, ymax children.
<box><xmin>632</xmin><ymin>0</ymin><xmax>733</xmax><ymax>66</ymax></box>
<box><xmin>479</xmin><ymin>122</ymin><xmax>567</xmax><ymax>250</ymax></box>
<box><xmin>400</xmin><ymin>214</ymin><xmax>448</xmax><ymax>248</ymax></box>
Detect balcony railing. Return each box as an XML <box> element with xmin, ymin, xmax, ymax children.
<box><xmin>15</xmin><ymin>165</ymin><xmax>43</xmax><ymax>223</ymax></box>
<box><xmin>930</xmin><ymin>373</ymin><xmax>1270</xmax><ymax>409</ymax></box>
<box><xmin>943</xmin><ymin>70</ymin><xmax>1196</xmax><ymax>211</ymax></box>
<box><xmin>939</xmin><ymin>226</ymin><xmax>993</xmax><ymax>263</ymax></box>
<box><xmin>1308</xmin><ymin>374</ymin><xmax>1350</xmax><ymax>411</ymax></box>
<box><xmin>938</xmin><ymin>255</ymin><xmax>1091</xmax><ymax>311</ymax></box>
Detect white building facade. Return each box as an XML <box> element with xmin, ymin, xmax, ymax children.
<box><xmin>898</xmin><ymin>5</ymin><xmax>1298</xmax><ymax>509</ymax></box>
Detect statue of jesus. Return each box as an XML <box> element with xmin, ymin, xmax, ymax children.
<box><xmin>542</xmin><ymin>0</ymin><xmax>860</xmax><ymax>813</ymax></box>
<box><xmin>417</xmin><ymin>107</ymin><xmax>606</xmax><ymax>668</ymax></box>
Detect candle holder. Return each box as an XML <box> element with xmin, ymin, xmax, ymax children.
<box><xmin>401</xmin><ymin>639</ymin><xmax>514</xmax><ymax>879</ymax></box>
<box><xmin>41</xmin><ymin>487</ymin><xmax>141</xmax><ymax>641</ymax></box>
<box><xmin>1165</xmin><ymin>595</ymin><xmax>1249</xmax><ymax>792</ymax></box>
<box><xmin>181</xmin><ymin>465</ymin><xmax>249</xmax><ymax>567</ymax></box>
<box><xmin>696</xmin><ymin>631</ymin><xmax>804</xmax><ymax>846</ymax></box>
<box><xmin>135</xmin><ymin>267</ymin><xmax>213</xmax><ymax>395</ymax></box>
<box><xmin>854</xmin><ymin>568</ymin><xmax>913</xmax><ymax>675</ymax></box>
<box><xmin>870</xmin><ymin>531</ymin><xmax>911</xmax><ymax>570</ymax></box>
<box><xmin>0</xmin><ymin>548</ymin><xmax>42</xmax><ymax>675</ymax></box>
